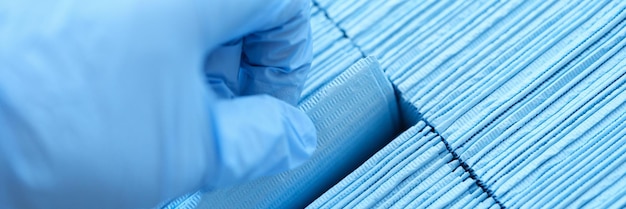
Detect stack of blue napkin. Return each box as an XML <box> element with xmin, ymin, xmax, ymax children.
<box><xmin>311</xmin><ymin>0</ymin><xmax>626</xmax><ymax>207</ymax></box>
<box><xmin>309</xmin><ymin>122</ymin><xmax>501</xmax><ymax>209</ymax></box>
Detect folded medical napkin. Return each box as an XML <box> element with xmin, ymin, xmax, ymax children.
<box><xmin>161</xmin><ymin>56</ymin><xmax>398</xmax><ymax>209</ymax></box>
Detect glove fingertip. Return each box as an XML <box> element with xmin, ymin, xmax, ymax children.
<box><xmin>282</xmin><ymin>104</ymin><xmax>317</xmax><ymax>168</ymax></box>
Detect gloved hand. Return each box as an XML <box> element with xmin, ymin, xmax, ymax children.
<box><xmin>0</xmin><ymin>0</ymin><xmax>316</xmax><ymax>208</ymax></box>
<box><xmin>201</xmin><ymin>0</ymin><xmax>316</xmax><ymax>187</ymax></box>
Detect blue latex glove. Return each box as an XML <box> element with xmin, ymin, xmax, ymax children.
<box><xmin>0</xmin><ymin>0</ymin><xmax>316</xmax><ymax>208</ymax></box>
